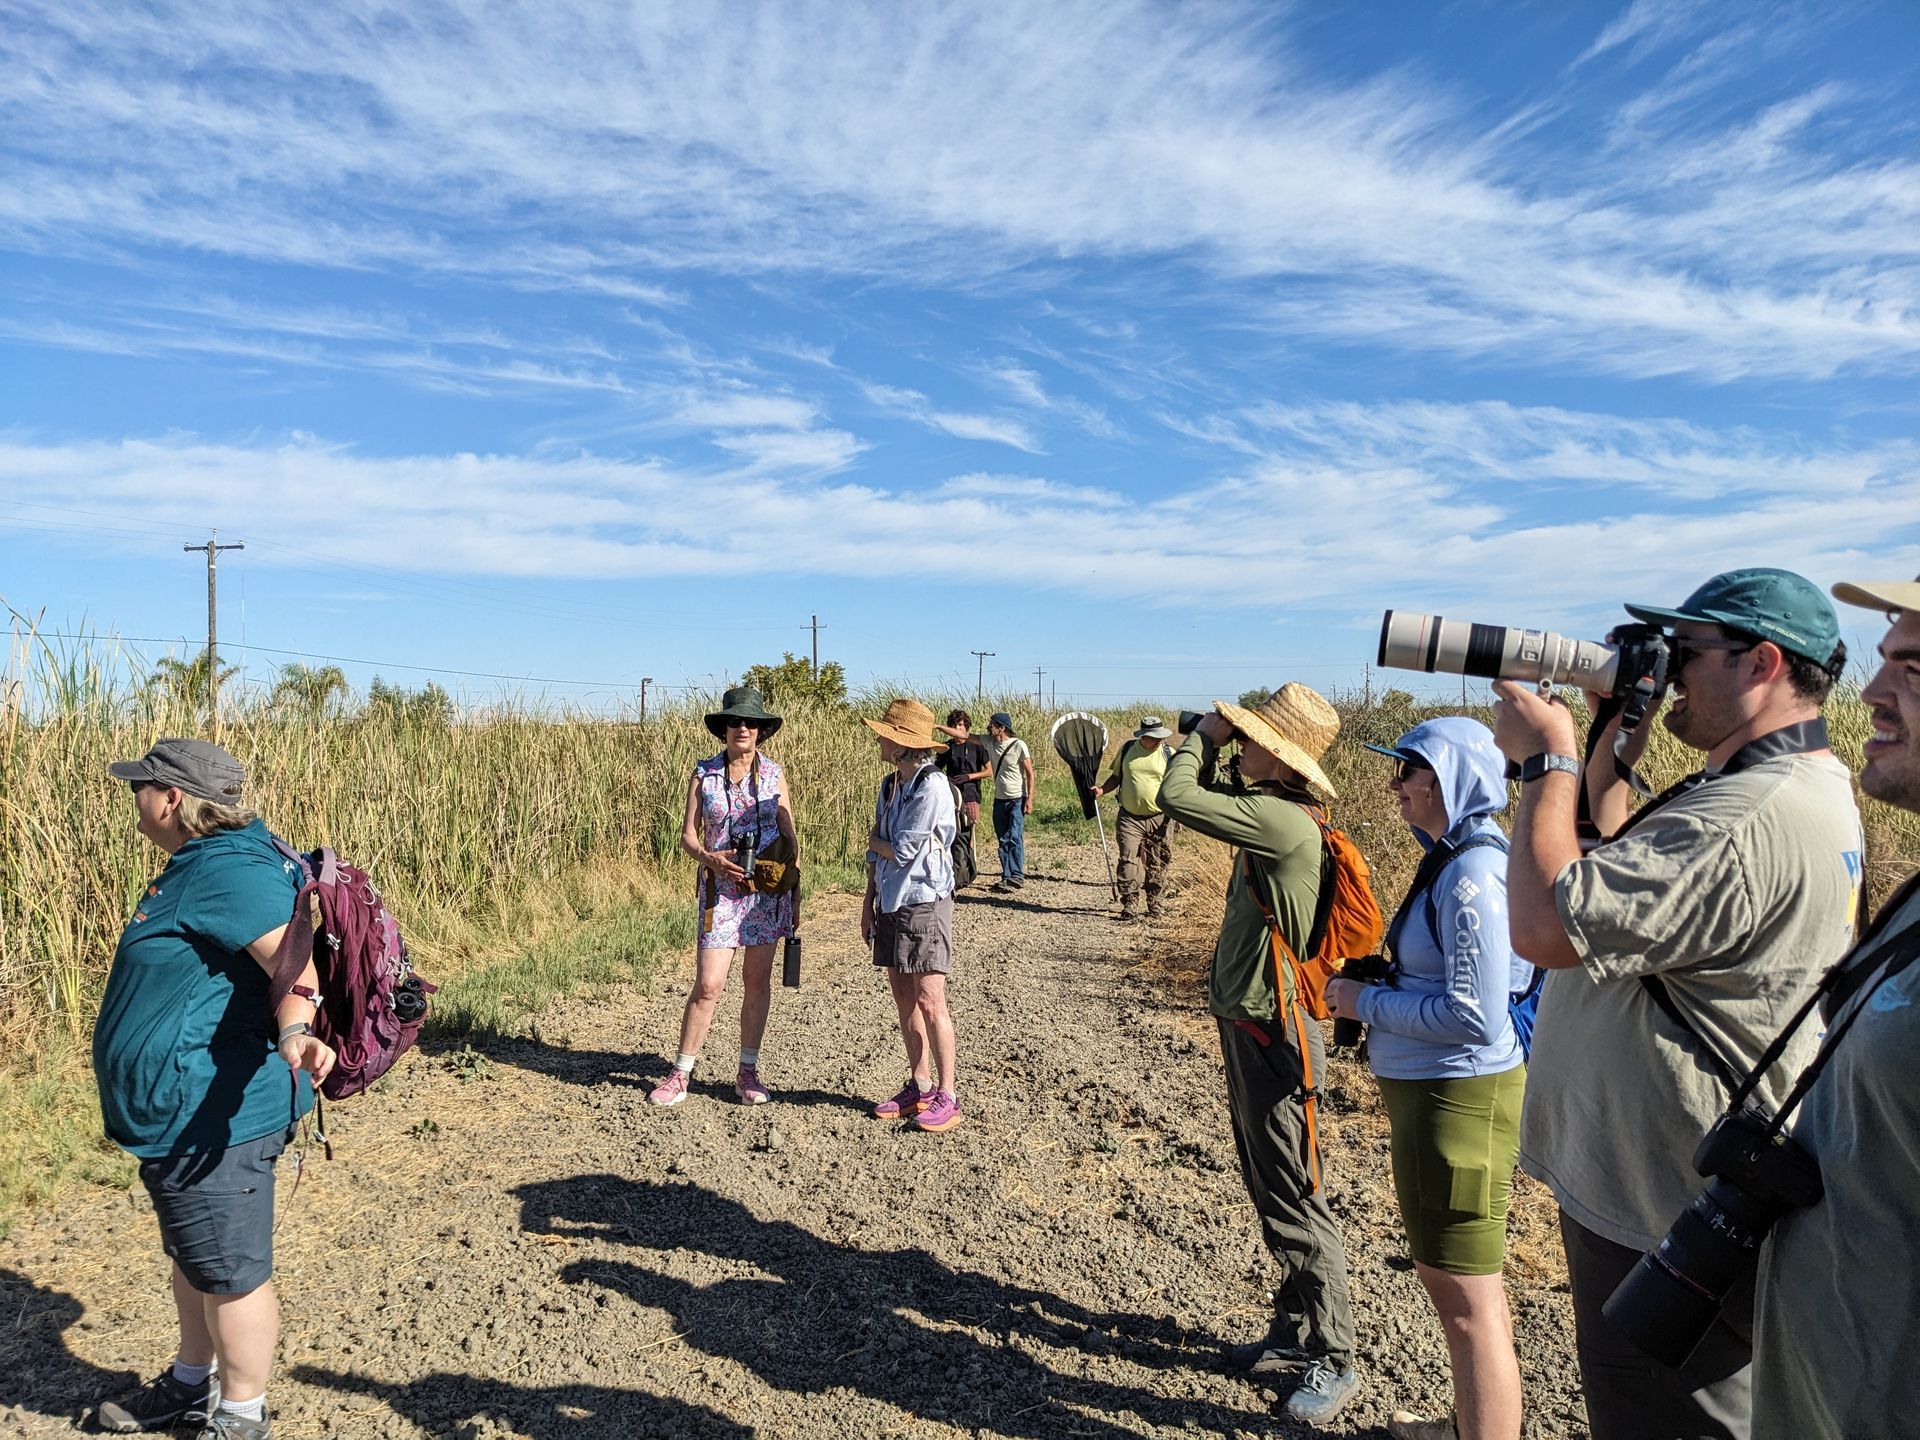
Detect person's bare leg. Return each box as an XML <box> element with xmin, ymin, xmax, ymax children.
<box><xmin>171</xmin><ymin>1263</ymin><xmax>216</xmax><ymax>1369</ymax></box>
<box><xmin>914</xmin><ymin>972</ymin><xmax>957</xmax><ymax>1093</ymax></box>
<box><xmin>738</xmin><ymin>944</ymin><xmax>776</xmax><ymax>1051</ymax></box>
<box><xmin>887</xmin><ymin>970</ymin><xmax>930</xmax><ymax>1082</ymax></box>
<box><xmin>673</xmin><ymin>948</ymin><xmax>736</xmax><ymax>1059</ymax></box>
<box><xmin>1415</xmin><ymin>1262</ymin><xmax>1522</xmax><ymax>1440</ymax></box>
<box><xmin>202</xmin><ymin>1281</ymin><xmax>278</xmax><ymax>1405</ymax></box>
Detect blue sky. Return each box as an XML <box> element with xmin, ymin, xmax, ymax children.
<box><xmin>3</xmin><ymin>1</ymin><xmax>1917</xmax><ymax>712</ymax></box>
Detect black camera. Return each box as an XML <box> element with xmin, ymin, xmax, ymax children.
<box><xmin>1602</xmin><ymin>1106</ymin><xmax>1823</xmax><ymax>1366</ymax></box>
<box><xmin>1330</xmin><ymin>955</ymin><xmax>1397</xmax><ymax>1049</ymax></box>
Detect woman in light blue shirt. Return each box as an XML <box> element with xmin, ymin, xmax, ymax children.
<box><xmin>1326</xmin><ymin>716</ymin><xmax>1529</xmax><ymax>1440</ymax></box>
<box><xmin>859</xmin><ymin>698</ymin><xmax>961</xmax><ymax>1133</ymax></box>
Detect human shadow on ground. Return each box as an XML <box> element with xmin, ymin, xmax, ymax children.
<box><xmin>471</xmin><ymin>1039</ymin><xmax>872</xmax><ymax>1116</ymax></box>
<box><xmin>0</xmin><ymin>1268</ymin><xmax>140</xmax><ymax>1428</ymax></box>
<box><xmin>962</xmin><ymin>891</ymin><xmax>1109</xmax><ymax>917</ymax></box>
<box><xmin>298</xmin><ymin>1365</ymin><xmax>755</xmax><ymax>1440</ymax></box>
<box><xmin>509</xmin><ymin>1174</ymin><xmax>1272</xmax><ymax>1439</ymax></box>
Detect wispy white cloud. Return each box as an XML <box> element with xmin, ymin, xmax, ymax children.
<box><xmin>857</xmin><ymin>382</ymin><xmax>1042</xmax><ymax>453</ymax></box>
<box><xmin>2</xmin><ymin>2</ymin><xmax>1913</xmax><ymax>382</ymax></box>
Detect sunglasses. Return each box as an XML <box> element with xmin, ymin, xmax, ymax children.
<box><xmin>1391</xmin><ymin>757</ymin><xmax>1433</xmax><ymax>783</ymax></box>
<box><xmin>1667</xmin><ymin>635</ymin><xmax>1757</xmax><ymax>671</ymax></box>
<box><xmin>725</xmin><ymin>719</ymin><xmax>761</xmax><ymax>731</ymax></box>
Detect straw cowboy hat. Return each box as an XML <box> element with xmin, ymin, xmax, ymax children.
<box><xmin>1211</xmin><ymin>682</ymin><xmax>1341</xmax><ymax>800</ymax></box>
<box><xmin>705</xmin><ymin>685</ymin><xmax>783</xmax><ymax>740</ymax></box>
<box><xmin>862</xmin><ymin>697</ymin><xmax>942</xmax><ymax>749</ymax></box>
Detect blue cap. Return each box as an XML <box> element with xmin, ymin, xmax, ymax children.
<box><xmin>989</xmin><ymin>711</ymin><xmax>1015</xmax><ymax>734</ymax></box>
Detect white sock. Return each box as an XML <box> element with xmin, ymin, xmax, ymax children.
<box><xmin>218</xmin><ymin>1393</ymin><xmax>266</xmax><ymax>1421</ymax></box>
<box><xmin>170</xmin><ymin>1358</ymin><xmax>214</xmax><ymax>1387</ymax></box>
<box><xmin>738</xmin><ymin>1046</ymin><xmax>760</xmax><ymax>1067</ymax></box>
<box><xmin>674</xmin><ymin>1053</ymin><xmax>696</xmax><ymax>1073</ymax></box>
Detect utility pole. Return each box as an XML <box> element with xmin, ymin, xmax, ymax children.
<box><xmin>971</xmin><ymin>650</ymin><xmax>994</xmax><ymax>700</ymax></box>
<box><xmin>183</xmin><ymin>531</ymin><xmax>243</xmax><ymax>723</ymax></box>
<box><xmin>640</xmin><ymin>677</ymin><xmax>653</xmax><ymax>722</ymax></box>
<box><xmin>1051</xmin><ymin>678</ymin><xmax>1056</xmax><ymax>707</ymax></box>
<box><xmin>807</xmin><ymin>614</ymin><xmax>824</xmax><ymax>678</ymax></box>
<box><xmin>1035</xmin><ymin>666</ymin><xmax>1044</xmax><ymax>707</ymax></box>
<box><xmin>1364</xmin><ymin>662</ymin><xmax>1373</xmax><ymax>708</ymax></box>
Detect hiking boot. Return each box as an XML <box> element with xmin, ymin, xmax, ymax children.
<box><xmin>915</xmin><ymin>1089</ymin><xmax>963</xmax><ymax>1132</ymax></box>
<box><xmin>193</xmin><ymin>1407</ymin><xmax>271</xmax><ymax>1439</ymax></box>
<box><xmin>97</xmin><ymin>1368</ymin><xmax>217</xmax><ymax>1432</ymax></box>
<box><xmin>873</xmin><ymin>1079</ymin><xmax>931</xmax><ymax>1119</ymax></box>
<box><xmin>1389</xmin><ymin>1412</ymin><xmax>1459</xmax><ymax>1440</ymax></box>
<box><xmin>1285</xmin><ymin>1359</ymin><xmax>1361</xmax><ymax>1425</ymax></box>
<box><xmin>1225</xmin><ymin>1334</ymin><xmax>1314</xmax><ymax>1377</ymax></box>
<box><xmin>734</xmin><ymin>1065</ymin><xmax>770</xmax><ymax>1105</ymax></box>
<box><xmin>647</xmin><ymin>1069</ymin><xmax>690</xmax><ymax>1107</ymax></box>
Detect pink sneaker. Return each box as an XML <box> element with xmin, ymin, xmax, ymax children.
<box><xmin>915</xmin><ymin>1089</ymin><xmax>963</xmax><ymax>1132</ymax></box>
<box><xmin>648</xmin><ymin>1068</ymin><xmax>690</xmax><ymax>1107</ymax></box>
<box><xmin>872</xmin><ymin>1079</ymin><xmax>930</xmax><ymax>1119</ymax></box>
<box><xmin>735</xmin><ymin>1064</ymin><xmax>770</xmax><ymax>1105</ymax></box>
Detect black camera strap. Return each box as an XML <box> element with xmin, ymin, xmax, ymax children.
<box><xmin>1613</xmin><ymin>718</ymin><xmax>1833</xmax><ymax>1094</ymax></box>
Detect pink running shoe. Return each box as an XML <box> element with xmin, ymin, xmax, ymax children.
<box><xmin>648</xmin><ymin>1068</ymin><xmax>690</xmax><ymax>1107</ymax></box>
<box><xmin>735</xmin><ymin>1064</ymin><xmax>770</xmax><ymax>1105</ymax></box>
<box><xmin>915</xmin><ymin>1089</ymin><xmax>963</xmax><ymax>1132</ymax></box>
<box><xmin>872</xmin><ymin>1079</ymin><xmax>930</xmax><ymax>1119</ymax></box>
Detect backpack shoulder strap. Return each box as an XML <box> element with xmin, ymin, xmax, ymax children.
<box><xmin>1419</xmin><ymin>832</ymin><xmax>1509</xmax><ymax>940</ymax></box>
<box><xmin>1640</xmin><ymin>973</ymin><xmax>1744</xmax><ymax>1093</ymax></box>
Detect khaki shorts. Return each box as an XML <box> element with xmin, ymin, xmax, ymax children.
<box><xmin>872</xmin><ymin>894</ymin><xmax>954</xmax><ymax>975</ymax></box>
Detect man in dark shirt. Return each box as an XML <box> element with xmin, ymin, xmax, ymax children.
<box><xmin>935</xmin><ymin>710</ymin><xmax>991</xmax><ymax>888</ymax></box>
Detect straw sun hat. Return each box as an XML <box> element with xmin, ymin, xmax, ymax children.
<box><xmin>1211</xmin><ymin>682</ymin><xmax>1341</xmax><ymax>800</ymax></box>
<box><xmin>862</xmin><ymin>697</ymin><xmax>943</xmax><ymax>750</ymax></box>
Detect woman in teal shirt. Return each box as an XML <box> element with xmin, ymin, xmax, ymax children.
<box><xmin>93</xmin><ymin>739</ymin><xmax>333</xmax><ymax>1440</ymax></box>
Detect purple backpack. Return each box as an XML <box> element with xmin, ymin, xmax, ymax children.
<box><xmin>267</xmin><ymin>841</ymin><xmax>435</xmax><ymax>1100</ymax></box>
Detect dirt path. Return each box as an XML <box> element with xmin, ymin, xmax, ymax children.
<box><xmin>1</xmin><ymin>844</ymin><xmax>1587</xmax><ymax>1439</ymax></box>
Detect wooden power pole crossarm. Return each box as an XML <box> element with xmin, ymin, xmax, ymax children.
<box><xmin>971</xmin><ymin>650</ymin><xmax>994</xmax><ymax>701</ymax></box>
<box><xmin>183</xmin><ymin>531</ymin><xmax>244</xmax><ymax>724</ymax></box>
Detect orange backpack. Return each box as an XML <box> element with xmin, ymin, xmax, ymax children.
<box><xmin>1242</xmin><ymin>803</ymin><xmax>1384</xmax><ymax>1193</ymax></box>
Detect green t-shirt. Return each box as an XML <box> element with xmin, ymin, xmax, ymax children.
<box><xmin>1157</xmin><ymin>733</ymin><xmax>1323</xmax><ymax>1021</ymax></box>
<box><xmin>1753</xmin><ymin>884</ymin><xmax>1920</xmax><ymax>1440</ymax></box>
<box><xmin>1519</xmin><ymin>752</ymin><xmax>1863</xmax><ymax>1249</ymax></box>
<box><xmin>1099</xmin><ymin>739</ymin><xmax>1169</xmax><ymax>817</ymax></box>
<box><xmin>93</xmin><ymin>819</ymin><xmax>310</xmax><ymax>1157</ymax></box>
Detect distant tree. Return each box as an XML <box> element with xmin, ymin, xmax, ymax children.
<box><xmin>1238</xmin><ymin>686</ymin><xmax>1273</xmax><ymax>708</ymax></box>
<box><xmin>739</xmin><ymin>651</ymin><xmax>848</xmax><ymax>707</ymax></box>
<box><xmin>365</xmin><ymin>675</ymin><xmax>455</xmax><ymax>727</ymax></box>
<box><xmin>271</xmin><ymin>662</ymin><xmax>349</xmax><ymax>719</ymax></box>
<box><xmin>145</xmin><ymin>648</ymin><xmax>238</xmax><ymax>714</ymax></box>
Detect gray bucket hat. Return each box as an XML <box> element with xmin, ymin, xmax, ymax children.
<box><xmin>109</xmin><ymin>737</ymin><xmax>247</xmax><ymax>804</ymax></box>
<box><xmin>705</xmin><ymin>686</ymin><xmax>783</xmax><ymax>740</ymax></box>
<box><xmin>1133</xmin><ymin>715</ymin><xmax>1173</xmax><ymax>740</ymax></box>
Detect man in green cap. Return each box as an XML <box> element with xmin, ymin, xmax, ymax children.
<box><xmin>1490</xmin><ymin>568</ymin><xmax>1864</xmax><ymax>1440</ymax></box>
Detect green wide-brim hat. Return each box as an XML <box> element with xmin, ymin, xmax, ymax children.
<box><xmin>705</xmin><ymin>686</ymin><xmax>783</xmax><ymax>739</ymax></box>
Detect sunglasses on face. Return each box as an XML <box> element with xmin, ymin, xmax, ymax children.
<box><xmin>1392</xmin><ymin>758</ymin><xmax>1432</xmax><ymax>783</ymax></box>
<box><xmin>1667</xmin><ymin>635</ymin><xmax>1757</xmax><ymax>671</ymax></box>
<box><xmin>725</xmin><ymin>720</ymin><xmax>761</xmax><ymax>732</ymax></box>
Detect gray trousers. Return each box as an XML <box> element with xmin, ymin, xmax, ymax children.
<box><xmin>1115</xmin><ymin>809</ymin><xmax>1170</xmax><ymax>915</ymax></box>
<box><xmin>1217</xmin><ymin>1016</ymin><xmax>1356</xmax><ymax>1366</ymax></box>
<box><xmin>1562</xmin><ymin>1211</ymin><xmax>1753</xmax><ymax>1440</ymax></box>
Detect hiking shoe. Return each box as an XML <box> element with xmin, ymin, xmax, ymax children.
<box><xmin>734</xmin><ymin>1065</ymin><xmax>770</xmax><ymax>1105</ymax></box>
<box><xmin>1226</xmin><ymin>1335</ymin><xmax>1314</xmax><ymax>1377</ymax></box>
<box><xmin>1285</xmin><ymin>1359</ymin><xmax>1360</xmax><ymax>1425</ymax></box>
<box><xmin>193</xmin><ymin>1407</ymin><xmax>271</xmax><ymax>1439</ymax></box>
<box><xmin>97</xmin><ymin>1368</ymin><xmax>217</xmax><ymax>1432</ymax></box>
<box><xmin>1389</xmin><ymin>1412</ymin><xmax>1459</xmax><ymax>1440</ymax></box>
<box><xmin>873</xmin><ymin>1079</ymin><xmax>930</xmax><ymax>1119</ymax></box>
<box><xmin>647</xmin><ymin>1069</ymin><xmax>690</xmax><ymax>1107</ymax></box>
<box><xmin>915</xmin><ymin>1089</ymin><xmax>963</xmax><ymax>1132</ymax></box>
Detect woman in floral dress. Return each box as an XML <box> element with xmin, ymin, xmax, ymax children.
<box><xmin>648</xmin><ymin>686</ymin><xmax>799</xmax><ymax>1108</ymax></box>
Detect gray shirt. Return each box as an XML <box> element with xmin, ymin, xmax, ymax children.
<box><xmin>1519</xmin><ymin>751</ymin><xmax>1863</xmax><ymax>1249</ymax></box>
<box><xmin>1753</xmin><ymin>884</ymin><xmax>1920</xmax><ymax>1440</ymax></box>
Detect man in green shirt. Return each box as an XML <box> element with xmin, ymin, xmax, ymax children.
<box><xmin>1158</xmin><ymin>683</ymin><xmax>1360</xmax><ymax>1427</ymax></box>
<box><xmin>1090</xmin><ymin>715</ymin><xmax>1172</xmax><ymax>921</ymax></box>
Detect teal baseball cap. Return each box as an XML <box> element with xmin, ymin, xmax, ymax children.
<box><xmin>1624</xmin><ymin>568</ymin><xmax>1842</xmax><ymax>668</ymax></box>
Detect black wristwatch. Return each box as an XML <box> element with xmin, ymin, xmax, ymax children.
<box><xmin>1518</xmin><ymin>752</ymin><xmax>1579</xmax><ymax>783</ymax></box>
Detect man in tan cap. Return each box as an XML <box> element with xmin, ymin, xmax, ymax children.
<box><xmin>1750</xmin><ymin>573</ymin><xmax>1920</xmax><ymax>1440</ymax></box>
<box><xmin>1158</xmin><ymin>683</ymin><xmax>1361</xmax><ymax>1426</ymax></box>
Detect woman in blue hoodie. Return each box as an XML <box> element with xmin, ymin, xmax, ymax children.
<box><xmin>1325</xmin><ymin>717</ymin><xmax>1529</xmax><ymax>1440</ymax></box>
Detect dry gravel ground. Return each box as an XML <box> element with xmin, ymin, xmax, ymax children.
<box><xmin>2</xmin><ymin>843</ymin><xmax>1589</xmax><ymax>1439</ymax></box>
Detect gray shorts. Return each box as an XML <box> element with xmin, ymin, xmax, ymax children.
<box><xmin>873</xmin><ymin>894</ymin><xmax>954</xmax><ymax>975</ymax></box>
<box><xmin>139</xmin><ymin>1126</ymin><xmax>291</xmax><ymax>1295</ymax></box>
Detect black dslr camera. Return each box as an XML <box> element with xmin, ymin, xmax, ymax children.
<box><xmin>1330</xmin><ymin>955</ymin><xmax>1397</xmax><ymax>1050</ymax></box>
<box><xmin>1602</xmin><ymin>1106</ymin><xmax>1823</xmax><ymax>1365</ymax></box>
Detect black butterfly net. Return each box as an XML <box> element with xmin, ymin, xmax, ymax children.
<box><xmin>1049</xmin><ymin>711</ymin><xmax>1110</xmax><ymax>819</ymax></box>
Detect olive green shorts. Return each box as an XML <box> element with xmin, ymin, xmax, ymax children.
<box><xmin>1376</xmin><ymin>1066</ymin><xmax>1526</xmax><ymax>1276</ymax></box>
